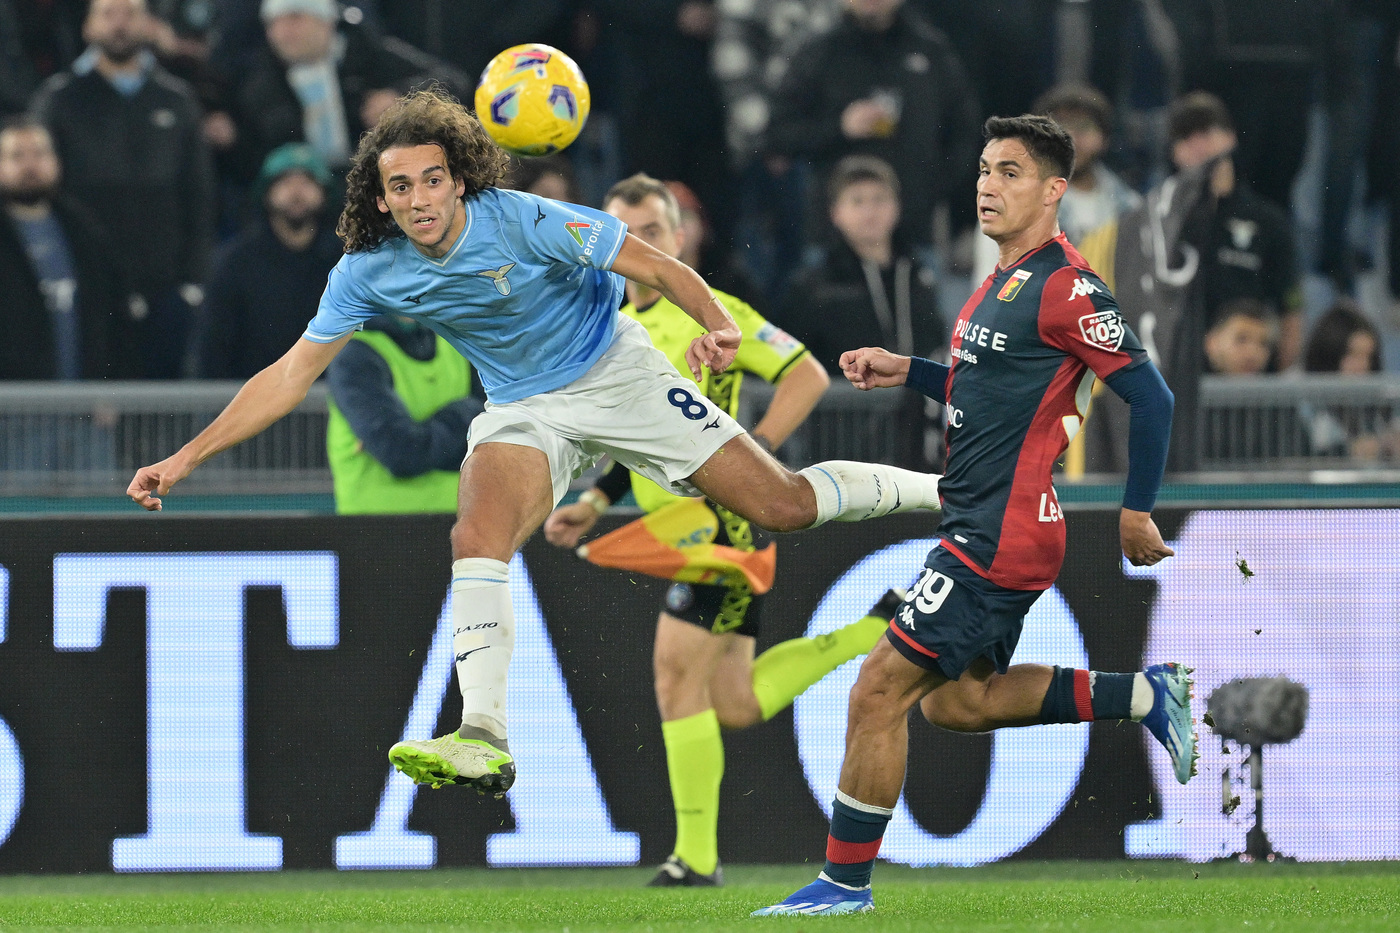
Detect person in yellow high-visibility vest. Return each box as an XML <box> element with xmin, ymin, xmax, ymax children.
<box><xmin>545</xmin><ymin>175</ymin><xmax>909</xmax><ymax>887</ymax></box>
<box><xmin>326</xmin><ymin>313</ymin><xmax>481</xmax><ymax>514</ymax></box>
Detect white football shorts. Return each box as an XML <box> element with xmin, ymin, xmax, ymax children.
<box><xmin>465</xmin><ymin>314</ymin><xmax>747</xmax><ymax>505</ymax></box>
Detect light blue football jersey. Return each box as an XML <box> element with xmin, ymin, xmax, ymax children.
<box><xmin>304</xmin><ymin>187</ymin><xmax>627</xmax><ymax>403</ymax></box>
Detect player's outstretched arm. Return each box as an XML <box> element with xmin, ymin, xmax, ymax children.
<box><xmin>752</xmin><ymin>353</ymin><xmax>829</xmax><ymax>450</ymax></box>
<box><xmin>610</xmin><ymin>234</ymin><xmax>740</xmax><ymax>379</ymax></box>
<box><xmin>127</xmin><ymin>334</ymin><xmax>353</xmax><ymax>511</ymax></box>
<box><xmin>840</xmin><ymin>347</ymin><xmax>910</xmax><ymax>390</ymax></box>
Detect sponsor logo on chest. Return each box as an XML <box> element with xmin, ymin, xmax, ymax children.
<box><xmin>952</xmin><ymin>317</ymin><xmax>1008</xmax><ymax>364</ymax></box>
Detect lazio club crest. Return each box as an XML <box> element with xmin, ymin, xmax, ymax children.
<box><xmin>476</xmin><ymin>263</ymin><xmax>517</xmax><ymax>296</ymax></box>
<box><xmin>997</xmin><ymin>268</ymin><xmax>1033</xmax><ymax>302</ymax></box>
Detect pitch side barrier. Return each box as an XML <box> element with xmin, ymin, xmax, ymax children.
<box><xmin>3</xmin><ymin>376</ymin><xmax>1399</xmax><ymax>499</ymax></box>
<box><xmin>0</xmin><ymin>506</ymin><xmax>1395</xmax><ymax>873</ymax></box>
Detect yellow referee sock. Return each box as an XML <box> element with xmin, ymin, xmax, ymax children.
<box><xmin>662</xmin><ymin>709</ymin><xmax>723</xmax><ymax>875</ymax></box>
<box><xmin>751</xmin><ymin>612</ymin><xmax>891</xmax><ymax>721</ymax></box>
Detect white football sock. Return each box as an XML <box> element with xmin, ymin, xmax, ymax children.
<box><xmin>798</xmin><ymin>461</ymin><xmax>941</xmax><ymax>527</ymax></box>
<box><xmin>451</xmin><ymin>557</ymin><xmax>514</xmax><ymax>740</ymax></box>
<box><xmin>1130</xmin><ymin>672</ymin><xmax>1153</xmax><ymax>721</ymax></box>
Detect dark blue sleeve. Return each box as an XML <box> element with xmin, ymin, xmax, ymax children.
<box><xmin>1102</xmin><ymin>362</ymin><xmax>1174</xmax><ymax>512</ymax></box>
<box><xmin>905</xmin><ymin>356</ymin><xmax>950</xmax><ymax>404</ymax></box>
<box><xmin>327</xmin><ymin>341</ymin><xmax>482</xmax><ymax>478</ymax></box>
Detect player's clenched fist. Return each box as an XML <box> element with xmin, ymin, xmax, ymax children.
<box><xmin>840</xmin><ymin>347</ymin><xmax>911</xmax><ymax>390</ymax></box>
<box><xmin>126</xmin><ymin>456</ymin><xmax>191</xmax><ymax>512</ymax></box>
<box><xmin>686</xmin><ymin>324</ymin><xmax>740</xmax><ymax>379</ymax></box>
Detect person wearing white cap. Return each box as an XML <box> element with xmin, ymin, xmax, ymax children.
<box><xmin>237</xmin><ymin>0</ymin><xmax>467</xmax><ymax>173</ymax></box>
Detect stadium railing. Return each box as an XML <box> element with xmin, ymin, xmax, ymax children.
<box><xmin>1</xmin><ymin>375</ymin><xmax>1398</xmax><ymax>500</ymax></box>
<box><xmin>0</xmin><ymin>381</ymin><xmax>330</xmax><ymax>497</ymax></box>
<box><xmin>1196</xmin><ymin>373</ymin><xmax>1400</xmax><ymax>470</ymax></box>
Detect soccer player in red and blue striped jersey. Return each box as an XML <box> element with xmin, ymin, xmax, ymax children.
<box><xmin>756</xmin><ymin>114</ymin><xmax>1198</xmax><ymax>917</ymax></box>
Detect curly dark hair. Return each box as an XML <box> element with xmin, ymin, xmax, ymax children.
<box><xmin>983</xmin><ymin>113</ymin><xmax>1076</xmax><ymax>181</ymax></box>
<box><xmin>337</xmin><ymin>87</ymin><xmax>510</xmax><ymax>254</ymax></box>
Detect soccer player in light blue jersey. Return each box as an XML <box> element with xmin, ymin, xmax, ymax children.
<box><xmin>127</xmin><ymin>88</ymin><xmax>943</xmax><ymax>797</ymax></box>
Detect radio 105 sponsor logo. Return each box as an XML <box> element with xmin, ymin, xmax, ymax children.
<box><xmin>1077</xmin><ymin>310</ymin><xmax>1124</xmax><ymax>351</ymax></box>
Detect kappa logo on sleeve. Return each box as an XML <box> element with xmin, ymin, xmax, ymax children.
<box><xmin>1068</xmin><ymin>276</ymin><xmax>1100</xmax><ymax>300</ymax></box>
<box><xmin>1078</xmin><ymin>309</ymin><xmax>1125</xmax><ymax>351</ymax></box>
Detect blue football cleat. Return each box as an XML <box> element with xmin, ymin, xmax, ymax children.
<box><xmin>1142</xmin><ymin>662</ymin><xmax>1199</xmax><ymax>785</ymax></box>
<box><xmin>752</xmin><ymin>876</ymin><xmax>874</xmax><ymax>917</ymax></box>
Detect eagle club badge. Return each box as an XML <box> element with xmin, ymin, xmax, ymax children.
<box><xmin>997</xmin><ymin>268</ymin><xmax>1033</xmax><ymax>301</ymax></box>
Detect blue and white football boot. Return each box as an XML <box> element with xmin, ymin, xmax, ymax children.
<box><xmin>1142</xmin><ymin>662</ymin><xmax>1199</xmax><ymax>784</ymax></box>
<box><xmin>752</xmin><ymin>876</ymin><xmax>874</xmax><ymax>917</ymax></box>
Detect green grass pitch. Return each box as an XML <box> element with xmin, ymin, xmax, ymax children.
<box><xmin>1</xmin><ymin>861</ymin><xmax>1396</xmax><ymax>931</ymax></box>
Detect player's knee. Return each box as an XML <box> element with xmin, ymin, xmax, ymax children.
<box><xmin>449</xmin><ymin>520</ymin><xmax>508</xmax><ymax>561</ymax></box>
<box><xmin>847</xmin><ymin>675</ymin><xmax>905</xmax><ymax>728</ymax></box>
<box><xmin>653</xmin><ymin>652</ymin><xmax>699</xmax><ymax>706</ymax></box>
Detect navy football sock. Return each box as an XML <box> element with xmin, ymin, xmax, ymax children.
<box><xmin>1039</xmin><ymin>666</ymin><xmax>1137</xmax><ymax>723</ymax></box>
<box><xmin>822</xmin><ymin>791</ymin><xmax>892</xmax><ymax>889</ymax></box>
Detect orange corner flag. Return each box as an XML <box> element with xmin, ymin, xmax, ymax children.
<box><xmin>575</xmin><ymin>497</ymin><xmax>776</xmax><ymax>594</ymax></box>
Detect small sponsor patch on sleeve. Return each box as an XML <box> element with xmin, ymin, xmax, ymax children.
<box><xmin>1077</xmin><ymin>309</ymin><xmax>1125</xmax><ymax>351</ymax></box>
<box><xmin>756</xmin><ymin>322</ymin><xmax>801</xmax><ymax>356</ymax></box>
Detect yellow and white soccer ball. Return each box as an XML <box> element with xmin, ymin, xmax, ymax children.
<box><xmin>474</xmin><ymin>43</ymin><xmax>591</xmax><ymax>157</ymax></box>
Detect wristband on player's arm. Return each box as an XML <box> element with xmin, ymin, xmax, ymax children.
<box><xmin>905</xmin><ymin>356</ymin><xmax>950</xmax><ymax>404</ymax></box>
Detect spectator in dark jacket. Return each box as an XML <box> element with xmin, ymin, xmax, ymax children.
<box><xmin>1168</xmin><ymin>92</ymin><xmax>1302</xmax><ymax>371</ymax></box>
<box><xmin>780</xmin><ymin>154</ymin><xmax>945</xmax><ymax>469</ymax></box>
<box><xmin>197</xmin><ymin>143</ymin><xmax>343</xmax><ymax>378</ymax></box>
<box><xmin>0</xmin><ymin>115</ymin><xmax>129</xmax><ymax>380</ymax></box>
<box><xmin>766</xmin><ymin>0</ymin><xmax>980</xmax><ymax>249</ymax></box>
<box><xmin>237</xmin><ymin>0</ymin><xmax>468</xmax><ymax>176</ymax></box>
<box><xmin>31</xmin><ymin>0</ymin><xmax>214</xmax><ymax>380</ymax></box>
<box><xmin>375</xmin><ymin>0</ymin><xmax>575</xmax><ymax>84</ymax></box>
<box><xmin>781</xmin><ymin>155</ymin><xmax>944</xmax><ymax>369</ymax></box>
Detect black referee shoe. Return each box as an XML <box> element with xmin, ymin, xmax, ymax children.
<box><xmin>647</xmin><ymin>855</ymin><xmax>724</xmax><ymax>887</ymax></box>
<box><xmin>869</xmin><ymin>588</ymin><xmax>908</xmax><ymax>622</ymax></box>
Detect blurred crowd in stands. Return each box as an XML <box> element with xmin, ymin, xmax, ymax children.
<box><xmin>2</xmin><ymin>0</ymin><xmax>1400</xmax><ymax>465</ymax></box>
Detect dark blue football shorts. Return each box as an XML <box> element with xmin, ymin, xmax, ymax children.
<box><xmin>884</xmin><ymin>541</ymin><xmax>1044</xmax><ymax>680</ymax></box>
